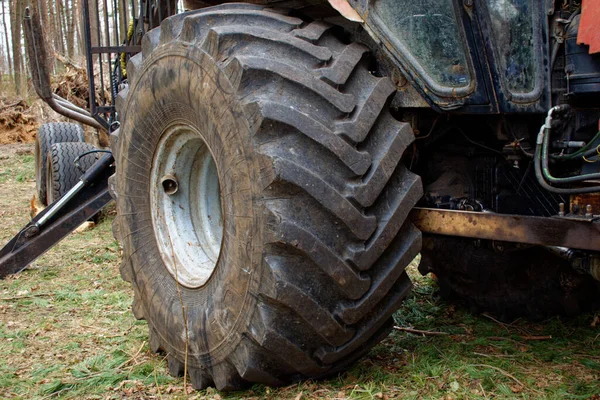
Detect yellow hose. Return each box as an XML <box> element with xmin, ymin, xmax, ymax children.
<box><xmin>120</xmin><ymin>19</ymin><xmax>135</xmax><ymax>78</ymax></box>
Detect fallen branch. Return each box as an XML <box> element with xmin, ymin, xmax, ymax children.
<box><xmin>487</xmin><ymin>335</ymin><xmax>551</xmax><ymax>342</ymax></box>
<box><xmin>472</xmin><ymin>352</ymin><xmax>518</xmax><ymax>359</ymax></box>
<box><xmin>481</xmin><ymin>313</ymin><xmax>511</xmax><ymax>332</ymax></box>
<box><xmin>487</xmin><ymin>336</ymin><xmax>518</xmax><ymax>342</ymax></box>
<box><xmin>39</xmin><ymin>387</ymin><xmax>72</xmax><ymax>400</ymax></box>
<box><xmin>105</xmin><ymin>324</ymin><xmax>135</xmax><ymax>339</ymax></box>
<box><xmin>0</xmin><ymin>100</ymin><xmax>25</xmax><ymax>112</ymax></box>
<box><xmin>0</xmin><ymin>293</ymin><xmax>53</xmax><ymax>301</ymax></box>
<box><xmin>468</xmin><ymin>363</ymin><xmax>540</xmax><ymax>394</ymax></box>
<box><xmin>481</xmin><ymin>313</ymin><xmax>535</xmax><ymax>336</ymax></box>
<box><xmin>393</xmin><ymin>326</ymin><xmax>449</xmax><ymax>336</ymax></box>
<box><xmin>116</xmin><ymin>340</ymin><xmax>146</xmax><ymax>370</ymax></box>
<box><xmin>520</xmin><ymin>335</ymin><xmax>552</xmax><ymax>341</ymax></box>
<box><xmin>573</xmin><ymin>354</ymin><xmax>600</xmax><ymax>360</ymax></box>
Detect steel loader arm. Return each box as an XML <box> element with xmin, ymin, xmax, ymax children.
<box><xmin>0</xmin><ymin>154</ymin><xmax>114</xmax><ymax>279</ymax></box>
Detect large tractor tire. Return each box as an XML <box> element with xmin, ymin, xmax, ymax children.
<box><xmin>111</xmin><ymin>4</ymin><xmax>422</xmax><ymax>390</ymax></box>
<box><xmin>419</xmin><ymin>235</ymin><xmax>600</xmax><ymax>321</ymax></box>
<box><xmin>35</xmin><ymin>122</ymin><xmax>85</xmax><ymax>205</ymax></box>
<box><xmin>46</xmin><ymin>142</ymin><xmax>98</xmax><ymax>204</ymax></box>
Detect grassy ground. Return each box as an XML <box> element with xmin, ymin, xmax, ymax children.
<box><xmin>0</xmin><ymin>145</ymin><xmax>599</xmax><ymax>399</ymax></box>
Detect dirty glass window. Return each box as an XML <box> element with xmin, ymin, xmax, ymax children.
<box><xmin>374</xmin><ymin>0</ymin><xmax>471</xmax><ymax>88</ymax></box>
<box><xmin>486</xmin><ymin>0</ymin><xmax>536</xmax><ymax>93</ymax></box>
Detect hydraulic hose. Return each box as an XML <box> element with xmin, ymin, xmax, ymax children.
<box><xmin>534</xmin><ymin>105</ymin><xmax>600</xmax><ymax>193</ymax></box>
<box><xmin>535</xmin><ymin>141</ymin><xmax>600</xmax><ymax>193</ymax></box>
<box><xmin>551</xmin><ymin>130</ymin><xmax>600</xmax><ymax>160</ymax></box>
<box><xmin>541</xmin><ymin>107</ymin><xmax>600</xmax><ymax>184</ymax></box>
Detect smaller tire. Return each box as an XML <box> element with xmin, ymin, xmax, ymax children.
<box><xmin>46</xmin><ymin>142</ymin><xmax>98</xmax><ymax>204</ymax></box>
<box><xmin>35</xmin><ymin>122</ymin><xmax>85</xmax><ymax>205</ymax></box>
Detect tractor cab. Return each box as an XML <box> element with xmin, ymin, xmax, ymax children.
<box><xmin>358</xmin><ymin>0</ymin><xmax>548</xmax><ymax>112</ymax></box>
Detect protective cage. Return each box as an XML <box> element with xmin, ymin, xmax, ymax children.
<box><xmin>82</xmin><ymin>0</ymin><xmax>180</xmax><ymax>129</ymax></box>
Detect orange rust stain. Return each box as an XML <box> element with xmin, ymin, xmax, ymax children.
<box><xmin>571</xmin><ymin>193</ymin><xmax>600</xmax><ymax>213</ymax></box>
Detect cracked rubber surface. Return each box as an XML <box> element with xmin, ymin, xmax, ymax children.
<box><xmin>111</xmin><ymin>4</ymin><xmax>422</xmax><ymax>391</ymax></box>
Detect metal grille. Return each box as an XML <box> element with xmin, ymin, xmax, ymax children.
<box><xmin>82</xmin><ymin>0</ymin><xmax>181</xmax><ymax>129</ymax></box>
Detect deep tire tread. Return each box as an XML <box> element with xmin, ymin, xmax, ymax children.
<box><xmin>35</xmin><ymin>122</ymin><xmax>85</xmax><ymax>204</ymax></box>
<box><xmin>291</xmin><ymin>20</ymin><xmax>332</xmax><ymax>42</ymax></box>
<box><xmin>264</xmin><ymin>254</ymin><xmax>355</xmax><ymax>346</ymax></box>
<box><xmin>47</xmin><ymin>142</ymin><xmax>97</xmax><ymax>203</ymax></box>
<box><xmin>253</xmin><ymin>100</ymin><xmax>371</xmax><ymax>175</ymax></box>
<box><xmin>317</xmin><ymin>43</ymin><xmax>368</xmax><ymax>85</ymax></box>
<box><xmin>113</xmin><ymin>4</ymin><xmax>423</xmax><ymax>391</ymax></box>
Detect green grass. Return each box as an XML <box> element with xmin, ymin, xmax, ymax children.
<box><xmin>0</xmin><ymin>146</ymin><xmax>599</xmax><ymax>399</ymax></box>
<box><xmin>0</xmin><ymin>154</ymin><xmax>34</xmax><ymax>184</ymax></box>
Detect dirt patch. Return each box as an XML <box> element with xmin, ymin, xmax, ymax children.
<box><xmin>0</xmin><ymin>143</ymin><xmax>34</xmax><ymax>160</ymax></box>
<box><xmin>0</xmin><ymin>99</ymin><xmax>38</xmax><ymax>145</ymax></box>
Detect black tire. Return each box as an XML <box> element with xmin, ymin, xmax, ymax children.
<box><xmin>35</xmin><ymin>122</ymin><xmax>85</xmax><ymax>205</ymax></box>
<box><xmin>46</xmin><ymin>142</ymin><xmax>98</xmax><ymax>204</ymax></box>
<box><xmin>419</xmin><ymin>235</ymin><xmax>600</xmax><ymax>321</ymax></box>
<box><xmin>111</xmin><ymin>4</ymin><xmax>422</xmax><ymax>391</ymax></box>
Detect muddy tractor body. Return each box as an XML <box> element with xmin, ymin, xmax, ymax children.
<box><xmin>2</xmin><ymin>0</ymin><xmax>600</xmax><ymax>391</ymax></box>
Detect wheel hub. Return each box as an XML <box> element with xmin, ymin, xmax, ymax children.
<box><xmin>150</xmin><ymin>125</ymin><xmax>223</xmax><ymax>288</ymax></box>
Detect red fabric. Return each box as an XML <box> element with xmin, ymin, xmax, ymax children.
<box><xmin>578</xmin><ymin>0</ymin><xmax>600</xmax><ymax>54</ymax></box>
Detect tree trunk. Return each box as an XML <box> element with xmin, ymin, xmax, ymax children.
<box><xmin>2</xmin><ymin>0</ymin><xmax>13</xmax><ymax>78</ymax></box>
<box><xmin>48</xmin><ymin>0</ymin><xmax>56</xmax><ymax>54</ymax></box>
<box><xmin>66</xmin><ymin>0</ymin><xmax>76</xmax><ymax>58</ymax></box>
<box><xmin>20</xmin><ymin>0</ymin><xmax>27</xmax><ymax>76</ymax></box>
<box><xmin>10</xmin><ymin>0</ymin><xmax>23</xmax><ymax>94</ymax></box>
<box><xmin>76</xmin><ymin>0</ymin><xmax>85</xmax><ymax>56</ymax></box>
<box><xmin>34</xmin><ymin>0</ymin><xmax>49</xmax><ymax>30</ymax></box>
<box><xmin>58</xmin><ymin>0</ymin><xmax>70</xmax><ymax>57</ymax></box>
<box><xmin>88</xmin><ymin>0</ymin><xmax>99</xmax><ymax>63</ymax></box>
<box><xmin>55</xmin><ymin>0</ymin><xmax>66</xmax><ymax>55</ymax></box>
<box><xmin>28</xmin><ymin>0</ymin><xmax>52</xmax><ymax>76</ymax></box>
<box><xmin>117</xmin><ymin>0</ymin><xmax>126</xmax><ymax>46</ymax></box>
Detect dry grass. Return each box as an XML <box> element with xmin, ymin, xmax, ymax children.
<box><xmin>0</xmin><ymin>144</ymin><xmax>599</xmax><ymax>399</ymax></box>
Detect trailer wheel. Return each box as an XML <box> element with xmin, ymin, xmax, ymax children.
<box><xmin>46</xmin><ymin>142</ymin><xmax>98</xmax><ymax>204</ymax></box>
<box><xmin>419</xmin><ymin>236</ymin><xmax>600</xmax><ymax>321</ymax></box>
<box><xmin>112</xmin><ymin>4</ymin><xmax>422</xmax><ymax>390</ymax></box>
<box><xmin>35</xmin><ymin>122</ymin><xmax>85</xmax><ymax>205</ymax></box>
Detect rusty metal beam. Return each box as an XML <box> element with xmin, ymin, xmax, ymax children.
<box><xmin>409</xmin><ymin>208</ymin><xmax>600</xmax><ymax>252</ymax></box>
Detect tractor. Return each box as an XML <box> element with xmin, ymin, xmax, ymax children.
<box><xmin>1</xmin><ymin>0</ymin><xmax>599</xmax><ymax>391</ymax></box>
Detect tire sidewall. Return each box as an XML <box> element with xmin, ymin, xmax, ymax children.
<box><xmin>35</xmin><ymin>123</ymin><xmax>85</xmax><ymax>204</ymax></box>
<box><xmin>35</xmin><ymin>136</ymin><xmax>44</xmax><ymax>198</ymax></box>
<box><xmin>46</xmin><ymin>142</ymin><xmax>98</xmax><ymax>203</ymax></box>
<box><xmin>46</xmin><ymin>149</ymin><xmax>55</xmax><ymax>205</ymax></box>
<box><xmin>117</xmin><ymin>44</ymin><xmax>266</xmax><ymax>365</ymax></box>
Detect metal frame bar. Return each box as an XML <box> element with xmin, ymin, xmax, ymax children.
<box><xmin>90</xmin><ymin>45</ymin><xmax>141</xmax><ymax>53</ymax></box>
<box><xmin>410</xmin><ymin>207</ymin><xmax>600</xmax><ymax>252</ymax></box>
<box><xmin>80</xmin><ymin>0</ymin><xmax>176</xmax><ymax>128</ymax></box>
<box><xmin>0</xmin><ymin>156</ymin><xmax>115</xmax><ymax>278</ymax></box>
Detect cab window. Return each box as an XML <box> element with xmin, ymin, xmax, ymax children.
<box><xmin>486</xmin><ymin>0</ymin><xmax>536</xmax><ymax>93</ymax></box>
<box><xmin>374</xmin><ymin>0</ymin><xmax>471</xmax><ymax>88</ymax></box>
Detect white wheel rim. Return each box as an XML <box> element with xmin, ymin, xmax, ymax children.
<box><xmin>150</xmin><ymin>124</ymin><xmax>223</xmax><ymax>288</ymax></box>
